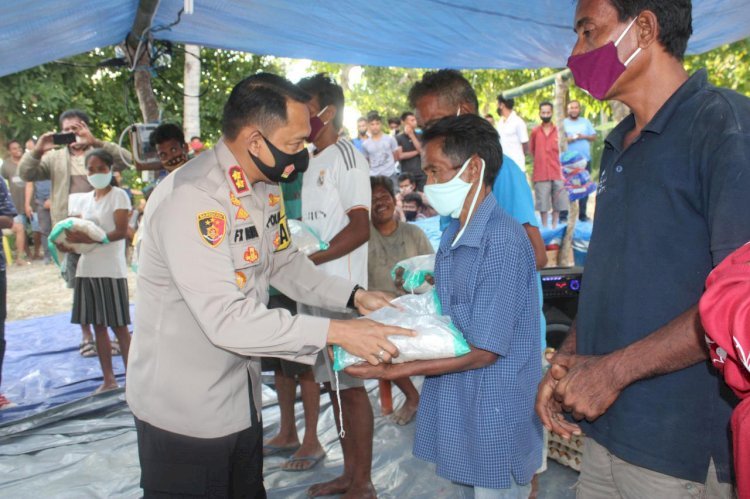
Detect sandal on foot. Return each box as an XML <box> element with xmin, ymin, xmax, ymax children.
<box><xmin>111</xmin><ymin>338</ymin><xmax>121</xmax><ymax>356</ymax></box>
<box><xmin>79</xmin><ymin>340</ymin><xmax>97</xmax><ymax>358</ymax></box>
<box><xmin>262</xmin><ymin>443</ymin><xmax>300</xmax><ymax>457</ymax></box>
<box><xmin>281</xmin><ymin>452</ymin><xmax>325</xmax><ymax>472</ymax></box>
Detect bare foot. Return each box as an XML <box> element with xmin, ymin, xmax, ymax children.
<box><xmin>307</xmin><ymin>475</ymin><xmax>351</xmax><ymax>497</ymax></box>
<box><xmin>390</xmin><ymin>400</ymin><xmax>418</xmax><ymax>425</ymax></box>
<box><xmin>93</xmin><ymin>382</ymin><xmax>119</xmax><ymax>394</ymax></box>
<box><xmin>282</xmin><ymin>442</ymin><xmax>325</xmax><ymax>471</ymax></box>
<box><xmin>342</xmin><ymin>481</ymin><xmax>377</xmax><ymax>499</ymax></box>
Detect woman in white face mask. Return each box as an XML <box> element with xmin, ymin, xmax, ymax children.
<box><xmin>64</xmin><ymin>149</ymin><xmax>133</xmax><ymax>394</ymax></box>
<box><xmin>347</xmin><ymin>115</ymin><xmax>543</xmax><ymax>497</ymax></box>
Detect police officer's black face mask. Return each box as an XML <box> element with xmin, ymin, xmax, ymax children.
<box><xmin>249</xmin><ymin>134</ymin><xmax>309</xmax><ymax>183</ymax></box>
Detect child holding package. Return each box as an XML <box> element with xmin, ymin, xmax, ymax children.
<box><xmin>62</xmin><ymin>149</ymin><xmax>132</xmax><ymax>394</ymax></box>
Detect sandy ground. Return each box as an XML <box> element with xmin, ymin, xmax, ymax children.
<box><xmin>5</xmin><ymin>259</ymin><xmax>137</xmax><ymax>322</ymax></box>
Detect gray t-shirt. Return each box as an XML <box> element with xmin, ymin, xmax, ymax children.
<box><xmin>368</xmin><ymin>222</ymin><xmax>434</xmax><ymax>295</ymax></box>
<box><xmin>362</xmin><ymin>135</ymin><xmax>398</xmax><ymax>177</ymax></box>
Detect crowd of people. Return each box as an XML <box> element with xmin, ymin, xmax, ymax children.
<box><xmin>0</xmin><ymin>0</ymin><xmax>749</xmax><ymax>498</ymax></box>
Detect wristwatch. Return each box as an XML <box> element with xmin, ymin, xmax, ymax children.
<box><xmin>347</xmin><ymin>284</ymin><xmax>363</xmax><ymax>309</ymax></box>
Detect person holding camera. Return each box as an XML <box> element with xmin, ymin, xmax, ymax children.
<box><xmin>19</xmin><ymin>109</ymin><xmax>131</xmax><ymax>357</ymax></box>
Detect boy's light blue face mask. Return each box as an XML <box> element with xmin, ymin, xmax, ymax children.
<box><xmin>424</xmin><ymin>156</ymin><xmax>485</xmax><ymax>246</ymax></box>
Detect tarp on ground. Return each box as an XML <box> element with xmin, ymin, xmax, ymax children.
<box><xmin>2</xmin><ymin>0</ymin><xmax>750</xmax><ymax>78</ymax></box>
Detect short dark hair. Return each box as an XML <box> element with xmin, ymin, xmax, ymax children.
<box><xmin>421</xmin><ymin>114</ymin><xmax>502</xmax><ymax>187</ymax></box>
<box><xmin>357</xmin><ymin>117</ymin><xmax>367</xmax><ymax>123</ymax></box>
<box><xmin>297</xmin><ymin>73</ymin><xmax>346</xmax><ymax>130</ymax></box>
<box><xmin>84</xmin><ymin>148</ymin><xmax>114</xmax><ymax>168</ymax></box>
<box><xmin>149</xmin><ymin>123</ymin><xmax>185</xmax><ymax>148</ymax></box>
<box><xmin>403</xmin><ymin>192</ymin><xmax>424</xmax><ymax>207</ymax></box>
<box><xmin>370</xmin><ymin>175</ymin><xmax>395</xmax><ymax>198</ymax></box>
<box><xmin>190</xmin><ymin>136</ymin><xmax>201</xmax><ymax>142</ymax></box>
<box><xmin>606</xmin><ymin>0</ymin><xmax>692</xmax><ymax>60</ymax></box>
<box><xmin>222</xmin><ymin>73</ymin><xmax>310</xmax><ymax>140</ymax></box>
<box><xmin>59</xmin><ymin>109</ymin><xmax>90</xmax><ymax>128</ymax></box>
<box><xmin>497</xmin><ymin>95</ymin><xmax>515</xmax><ymax>109</ymax></box>
<box><xmin>388</xmin><ymin>117</ymin><xmax>401</xmax><ymax>126</ymax></box>
<box><xmin>400</xmin><ymin>111</ymin><xmax>415</xmax><ymax>122</ymax></box>
<box><xmin>398</xmin><ymin>173</ymin><xmax>416</xmax><ymax>185</ymax></box>
<box><xmin>408</xmin><ymin>69</ymin><xmax>478</xmax><ymax>113</ymax></box>
<box><xmin>484</xmin><ymin>114</ymin><xmax>494</xmax><ymax>119</ymax></box>
<box><xmin>539</xmin><ymin>101</ymin><xmax>554</xmax><ymax>111</ymax></box>
<box><xmin>6</xmin><ymin>139</ymin><xmax>21</xmax><ymax>149</ymax></box>
<box><xmin>366</xmin><ymin>111</ymin><xmax>382</xmax><ymax>123</ymax></box>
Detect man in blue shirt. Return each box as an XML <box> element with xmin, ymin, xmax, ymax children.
<box><xmin>538</xmin><ymin>1</ymin><xmax>750</xmax><ymax>497</ymax></box>
<box><xmin>562</xmin><ymin>100</ymin><xmax>596</xmax><ymax>221</ymax></box>
<box><xmin>348</xmin><ymin>114</ymin><xmax>542</xmax><ymax>496</ymax></box>
<box><xmin>407</xmin><ymin>69</ymin><xmax>547</xmax><ymax>270</ymax></box>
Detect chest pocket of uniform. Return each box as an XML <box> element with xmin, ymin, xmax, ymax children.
<box><xmin>229</xmin><ymin>224</ymin><xmax>262</xmax><ymax>270</ymax></box>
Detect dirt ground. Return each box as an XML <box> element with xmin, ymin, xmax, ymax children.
<box><xmin>5</xmin><ymin>259</ymin><xmax>138</xmax><ymax>322</ymax></box>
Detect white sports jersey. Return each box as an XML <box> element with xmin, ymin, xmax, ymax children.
<box><xmin>302</xmin><ymin>138</ymin><xmax>371</xmax><ymax>287</ymax></box>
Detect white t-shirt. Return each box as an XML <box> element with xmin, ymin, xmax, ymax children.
<box><xmin>497</xmin><ymin>111</ymin><xmax>529</xmax><ymax>172</ymax></box>
<box><xmin>76</xmin><ymin>187</ymin><xmax>132</xmax><ymax>278</ymax></box>
<box><xmin>361</xmin><ymin>134</ymin><xmax>398</xmax><ymax>177</ymax></box>
<box><xmin>302</xmin><ymin>138</ymin><xmax>370</xmax><ymax>287</ymax></box>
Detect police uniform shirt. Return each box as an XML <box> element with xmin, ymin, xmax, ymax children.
<box><xmin>126</xmin><ymin>139</ymin><xmax>353</xmax><ymax>439</ymax></box>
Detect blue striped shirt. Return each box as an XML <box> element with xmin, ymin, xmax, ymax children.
<box><xmin>413</xmin><ymin>194</ymin><xmax>542</xmax><ymax>489</ymax></box>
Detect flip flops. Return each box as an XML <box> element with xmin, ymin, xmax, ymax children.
<box><xmin>262</xmin><ymin>443</ymin><xmax>300</xmax><ymax>457</ymax></box>
<box><xmin>281</xmin><ymin>452</ymin><xmax>326</xmax><ymax>472</ymax></box>
<box><xmin>79</xmin><ymin>340</ymin><xmax>97</xmax><ymax>357</ymax></box>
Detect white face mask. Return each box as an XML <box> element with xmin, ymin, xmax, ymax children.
<box><xmin>87</xmin><ymin>171</ymin><xmax>112</xmax><ymax>189</ymax></box>
<box><xmin>424</xmin><ymin>156</ymin><xmax>485</xmax><ymax>246</ymax></box>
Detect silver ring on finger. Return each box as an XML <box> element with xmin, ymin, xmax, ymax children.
<box><xmin>377</xmin><ymin>349</ymin><xmax>386</xmax><ymax>361</ymax></box>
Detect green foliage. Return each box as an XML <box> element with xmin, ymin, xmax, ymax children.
<box><xmin>0</xmin><ymin>45</ymin><xmax>281</xmax><ymax>147</ymax></box>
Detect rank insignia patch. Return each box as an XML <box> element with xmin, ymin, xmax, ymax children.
<box><xmin>243</xmin><ymin>246</ymin><xmax>259</xmax><ymax>264</ymax></box>
<box><xmin>235</xmin><ymin>271</ymin><xmax>247</xmax><ymax>289</ymax></box>
<box><xmin>229</xmin><ymin>192</ymin><xmax>241</xmax><ymax>206</ymax></box>
<box><xmin>236</xmin><ymin>206</ymin><xmax>249</xmax><ymax>221</ymax></box>
<box><xmin>229</xmin><ymin>166</ymin><xmax>249</xmax><ymax>194</ymax></box>
<box><xmin>197</xmin><ymin>211</ymin><xmax>227</xmax><ymax>248</ymax></box>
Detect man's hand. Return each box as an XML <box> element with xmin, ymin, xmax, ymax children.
<box><xmin>327</xmin><ymin>318</ymin><xmax>415</xmax><ymax>366</ymax></box>
<box><xmin>24</xmin><ymin>204</ymin><xmax>33</xmax><ymax>219</ymax></box>
<box><xmin>345</xmin><ymin>361</ymin><xmax>391</xmax><ymax>380</ymax></box>
<box><xmin>64</xmin><ymin>229</ymin><xmax>96</xmax><ymax>245</ymax></box>
<box><xmin>43</xmin><ymin>199</ymin><xmax>51</xmax><ymax>210</ymax></box>
<box><xmin>34</xmin><ymin>132</ymin><xmax>57</xmax><ymax>158</ymax></box>
<box><xmin>75</xmin><ymin>120</ymin><xmax>102</xmax><ymax>148</ymax></box>
<box><xmin>353</xmin><ymin>289</ymin><xmax>396</xmax><ymax>316</ymax></box>
<box><xmin>551</xmin><ymin>352</ymin><xmax>626</xmax><ymax>422</ymax></box>
<box><xmin>535</xmin><ymin>362</ymin><xmax>582</xmax><ymax>440</ymax></box>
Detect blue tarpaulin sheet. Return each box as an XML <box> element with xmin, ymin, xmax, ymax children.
<box><xmin>2</xmin><ymin>0</ymin><xmax>750</xmax><ymax>78</ymax></box>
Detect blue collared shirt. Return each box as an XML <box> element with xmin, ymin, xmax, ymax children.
<box><xmin>413</xmin><ymin>194</ymin><xmax>542</xmax><ymax>489</ymax></box>
<box><xmin>0</xmin><ymin>180</ymin><xmax>18</xmax><ymax>271</ymax></box>
<box><xmin>578</xmin><ymin>69</ymin><xmax>750</xmax><ymax>482</ymax></box>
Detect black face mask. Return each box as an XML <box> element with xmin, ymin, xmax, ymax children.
<box><xmin>248</xmin><ymin>134</ymin><xmax>309</xmax><ymax>183</ymax></box>
<box><xmin>541</xmin><ymin>116</ymin><xmax>552</xmax><ymax>124</ymax></box>
<box><xmin>404</xmin><ymin>210</ymin><xmax>418</xmax><ymax>222</ymax></box>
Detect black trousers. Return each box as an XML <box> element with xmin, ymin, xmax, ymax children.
<box><xmin>135</xmin><ymin>383</ymin><xmax>266</xmax><ymax>498</ymax></box>
<box><xmin>0</xmin><ymin>268</ymin><xmax>5</xmax><ymax>388</ymax></box>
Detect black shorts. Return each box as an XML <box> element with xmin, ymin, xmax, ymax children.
<box><xmin>260</xmin><ymin>294</ymin><xmax>311</xmax><ymax>378</ymax></box>
<box><xmin>134</xmin><ymin>396</ymin><xmax>266</xmax><ymax>498</ymax></box>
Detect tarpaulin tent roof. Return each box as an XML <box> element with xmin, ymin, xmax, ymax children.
<box><xmin>1</xmin><ymin>0</ymin><xmax>750</xmax><ymax>78</ymax></box>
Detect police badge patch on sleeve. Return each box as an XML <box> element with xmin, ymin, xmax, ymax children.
<box><xmin>197</xmin><ymin>211</ymin><xmax>227</xmax><ymax>247</ymax></box>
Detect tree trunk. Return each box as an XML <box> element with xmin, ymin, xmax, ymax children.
<box><xmin>183</xmin><ymin>44</ymin><xmax>201</xmax><ymax>140</ymax></box>
<box><xmin>126</xmin><ymin>0</ymin><xmax>160</xmax><ymax>123</ymax></box>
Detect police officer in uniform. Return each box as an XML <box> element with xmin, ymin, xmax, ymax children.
<box><xmin>126</xmin><ymin>73</ymin><xmax>409</xmax><ymax>498</ymax></box>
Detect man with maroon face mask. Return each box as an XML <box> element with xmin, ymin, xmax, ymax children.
<box><xmin>537</xmin><ymin>1</ymin><xmax>750</xmax><ymax>497</ymax></box>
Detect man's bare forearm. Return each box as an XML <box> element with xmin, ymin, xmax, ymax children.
<box><xmin>385</xmin><ymin>347</ymin><xmax>498</xmax><ymax>379</ymax></box>
<box><xmin>610</xmin><ymin>304</ymin><xmax>708</xmax><ymax>388</ymax></box>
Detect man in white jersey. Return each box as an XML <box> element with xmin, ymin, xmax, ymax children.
<box><xmin>297</xmin><ymin>73</ymin><xmax>376</xmax><ymax>499</ymax></box>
